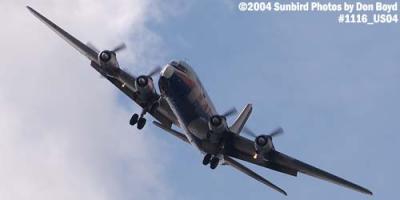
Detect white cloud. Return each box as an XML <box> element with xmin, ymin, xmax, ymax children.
<box><xmin>0</xmin><ymin>1</ymin><xmax>175</xmax><ymax>199</ymax></box>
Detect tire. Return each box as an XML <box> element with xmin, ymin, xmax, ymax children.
<box><xmin>129</xmin><ymin>113</ymin><xmax>139</xmax><ymax>126</ymax></box>
<box><xmin>210</xmin><ymin>157</ymin><xmax>219</xmax><ymax>169</ymax></box>
<box><xmin>202</xmin><ymin>154</ymin><xmax>212</xmax><ymax>165</ymax></box>
<box><xmin>137</xmin><ymin>117</ymin><xmax>146</xmax><ymax>130</ymax></box>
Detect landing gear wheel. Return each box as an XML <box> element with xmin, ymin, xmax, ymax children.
<box><xmin>137</xmin><ymin>117</ymin><xmax>146</xmax><ymax>130</ymax></box>
<box><xmin>129</xmin><ymin>113</ymin><xmax>139</xmax><ymax>126</ymax></box>
<box><xmin>202</xmin><ymin>154</ymin><xmax>212</xmax><ymax>165</ymax></box>
<box><xmin>210</xmin><ymin>157</ymin><xmax>219</xmax><ymax>170</ymax></box>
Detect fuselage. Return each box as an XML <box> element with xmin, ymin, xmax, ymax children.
<box><xmin>158</xmin><ymin>60</ymin><xmax>220</xmax><ymax>153</ymax></box>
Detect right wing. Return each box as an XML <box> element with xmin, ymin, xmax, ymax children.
<box><xmin>27</xmin><ymin>6</ymin><xmax>178</xmax><ymax>127</ymax></box>
<box><xmin>90</xmin><ymin>62</ymin><xmax>178</xmax><ymax>126</ymax></box>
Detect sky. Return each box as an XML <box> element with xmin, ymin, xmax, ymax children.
<box><xmin>1</xmin><ymin>0</ymin><xmax>399</xmax><ymax>200</ymax></box>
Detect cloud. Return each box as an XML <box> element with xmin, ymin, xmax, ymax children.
<box><xmin>0</xmin><ymin>1</ymin><xmax>175</xmax><ymax>199</ymax></box>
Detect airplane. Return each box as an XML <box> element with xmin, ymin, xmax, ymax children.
<box><xmin>27</xmin><ymin>6</ymin><xmax>373</xmax><ymax>196</ymax></box>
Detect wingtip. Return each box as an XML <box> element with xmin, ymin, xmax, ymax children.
<box><xmin>26</xmin><ymin>5</ymin><xmax>36</xmax><ymax>14</ymax></box>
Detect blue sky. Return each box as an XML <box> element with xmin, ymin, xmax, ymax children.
<box><xmin>121</xmin><ymin>0</ymin><xmax>399</xmax><ymax>199</ymax></box>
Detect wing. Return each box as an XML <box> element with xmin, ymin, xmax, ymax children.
<box><xmin>225</xmin><ymin>134</ymin><xmax>299</xmax><ymax>176</ymax></box>
<box><xmin>27</xmin><ymin>6</ymin><xmax>98</xmax><ymax>63</ymax></box>
<box><xmin>225</xmin><ymin>135</ymin><xmax>372</xmax><ymax>195</ymax></box>
<box><xmin>27</xmin><ymin>6</ymin><xmax>178</xmax><ymax>127</ymax></box>
<box><xmin>224</xmin><ymin>156</ymin><xmax>287</xmax><ymax>195</ymax></box>
<box><xmin>90</xmin><ymin>62</ymin><xmax>178</xmax><ymax>126</ymax></box>
<box><xmin>268</xmin><ymin>150</ymin><xmax>373</xmax><ymax>195</ymax></box>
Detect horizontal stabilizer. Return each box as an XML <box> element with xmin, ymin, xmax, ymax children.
<box><xmin>224</xmin><ymin>156</ymin><xmax>287</xmax><ymax>196</ymax></box>
<box><xmin>153</xmin><ymin>121</ymin><xmax>189</xmax><ymax>144</ymax></box>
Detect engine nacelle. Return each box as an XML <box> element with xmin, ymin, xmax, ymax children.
<box><xmin>208</xmin><ymin>115</ymin><xmax>228</xmax><ymax>136</ymax></box>
<box><xmin>98</xmin><ymin>50</ymin><xmax>120</xmax><ymax>77</ymax></box>
<box><xmin>254</xmin><ymin>135</ymin><xmax>274</xmax><ymax>159</ymax></box>
<box><xmin>135</xmin><ymin>75</ymin><xmax>158</xmax><ymax>103</ymax></box>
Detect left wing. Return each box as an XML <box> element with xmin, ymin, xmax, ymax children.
<box><xmin>268</xmin><ymin>150</ymin><xmax>373</xmax><ymax>195</ymax></box>
<box><xmin>225</xmin><ymin>134</ymin><xmax>373</xmax><ymax>195</ymax></box>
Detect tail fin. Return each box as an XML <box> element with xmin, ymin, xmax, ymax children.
<box><xmin>229</xmin><ymin>104</ymin><xmax>252</xmax><ymax>134</ymax></box>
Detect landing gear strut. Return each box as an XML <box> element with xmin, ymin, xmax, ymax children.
<box><xmin>129</xmin><ymin>98</ymin><xmax>161</xmax><ymax>130</ymax></box>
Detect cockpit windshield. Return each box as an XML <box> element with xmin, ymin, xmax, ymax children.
<box><xmin>169</xmin><ymin>60</ymin><xmax>193</xmax><ymax>75</ymax></box>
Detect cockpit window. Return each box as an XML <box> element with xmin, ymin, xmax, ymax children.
<box><xmin>169</xmin><ymin>60</ymin><xmax>179</xmax><ymax>67</ymax></box>
<box><xmin>169</xmin><ymin>60</ymin><xmax>191</xmax><ymax>73</ymax></box>
<box><xmin>175</xmin><ymin>64</ymin><xmax>187</xmax><ymax>72</ymax></box>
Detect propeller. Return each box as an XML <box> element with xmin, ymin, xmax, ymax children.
<box><xmin>246</xmin><ymin>126</ymin><xmax>284</xmax><ymax>159</ymax></box>
<box><xmin>136</xmin><ymin>66</ymin><xmax>162</xmax><ymax>88</ymax></box>
<box><xmin>147</xmin><ymin>66</ymin><xmax>162</xmax><ymax>77</ymax></box>
<box><xmin>86</xmin><ymin>42</ymin><xmax>127</xmax><ymax>55</ymax></box>
<box><xmin>209</xmin><ymin>107</ymin><xmax>238</xmax><ymax>128</ymax></box>
<box><xmin>111</xmin><ymin>43</ymin><xmax>126</xmax><ymax>53</ymax></box>
<box><xmin>221</xmin><ymin>107</ymin><xmax>238</xmax><ymax>118</ymax></box>
<box><xmin>243</xmin><ymin>126</ymin><xmax>284</xmax><ymax>139</ymax></box>
<box><xmin>86</xmin><ymin>42</ymin><xmax>100</xmax><ymax>53</ymax></box>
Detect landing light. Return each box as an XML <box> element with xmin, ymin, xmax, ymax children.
<box><xmin>253</xmin><ymin>153</ymin><xmax>258</xmax><ymax>159</ymax></box>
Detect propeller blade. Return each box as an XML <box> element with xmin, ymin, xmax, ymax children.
<box><xmin>147</xmin><ymin>66</ymin><xmax>162</xmax><ymax>77</ymax></box>
<box><xmin>86</xmin><ymin>42</ymin><xmax>100</xmax><ymax>53</ymax></box>
<box><xmin>269</xmin><ymin>127</ymin><xmax>284</xmax><ymax>138</ymax></box>
<box><xmin>242</xmin><ymin>126</ymin><xmax>257</xmax><ymax>138</ymax></box>
<box><xmin>112</xmin><ymin>43</ymin><xmax>126</xmax><ymax>53</ymax></box>
<box><xmin>222</xmin><ymin>107</ymin><xmax>238</xmax><ymax>118</ymax></box>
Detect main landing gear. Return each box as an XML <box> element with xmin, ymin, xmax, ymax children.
<box><xmin>129</xmin><ymin>99</ymin><xmax>161</xmax><ymax>130</ymax></box>
<box><xmin>202</xmin><ymin>154</ymin><xmax>220</xmax><ymax>170</ymax></box>
<box><xmin>129</xmin><ymin>109</ymin><xmax>147</xmax><ymax>130</ymax></box>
